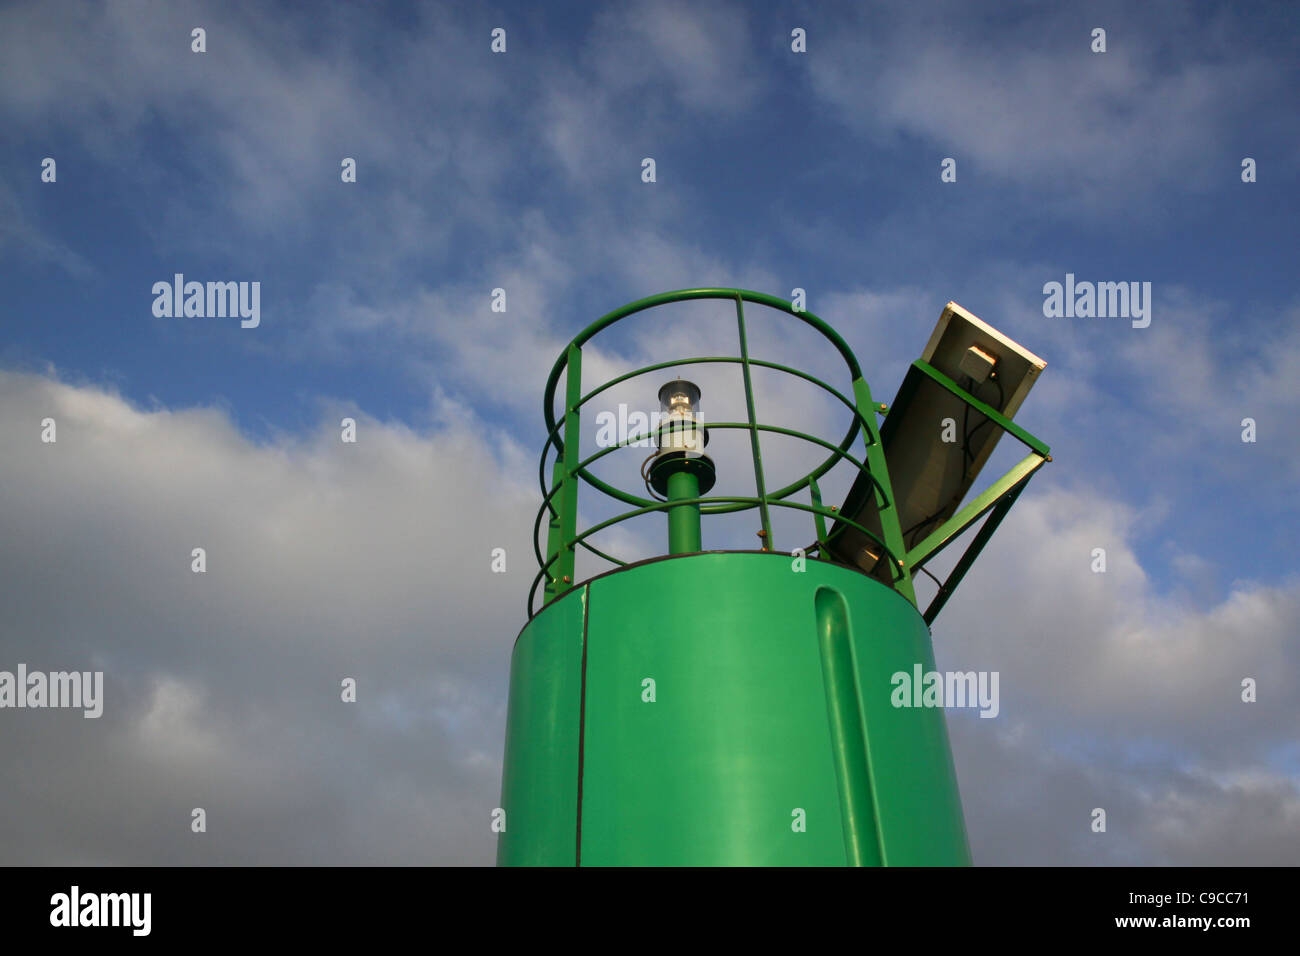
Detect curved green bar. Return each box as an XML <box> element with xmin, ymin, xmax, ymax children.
<box><xmin>498</xmin><ymin>552</ymin><xmax>971</xmax><ymax>866</ymax></box>
<box><xmin>537</xmin><ymin>289</ymin><xmax>868</xmax><ymax>521</ymax></box>
<box><xmin>542</xmin><ymin>289</ymin><xmax>864</xmax><ymax>432</ymax></box>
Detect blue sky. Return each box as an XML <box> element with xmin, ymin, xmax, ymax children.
<box><xmin>1</xmin><ymin>0</ymin><xmax>1298</xmax><ymax>864</ymax></box>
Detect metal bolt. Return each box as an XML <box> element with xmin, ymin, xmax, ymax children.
<box><xmin>562</xmin><ymin>575</ymin><xmax>571</xmax><ymax>583</ymax></box>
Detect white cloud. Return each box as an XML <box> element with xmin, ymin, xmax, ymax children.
<box><xmin>0</xmin><ymin>368</ymin><xmax>537</xmax><ymax>863</ymax></box>
<box><xmin>936</xmin><ymin>482</ymin><xmax>1300</xmax><ymax>863</ymax></box>
<box><xmin>805</xmin><ymin>1</ymin><xmax>1283</xmax><ymax>206</ymax></box>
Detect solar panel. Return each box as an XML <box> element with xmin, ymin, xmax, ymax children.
<box><xmin>826</xmin><ymin>302</ymin><xmax>1046</xmax><ymax>579</ymax></box>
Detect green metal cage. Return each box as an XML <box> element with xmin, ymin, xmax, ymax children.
<box><xmin>530</xmin><ymin>288</ymin><xmax>1051</xmax><ymax>623</ymax></box>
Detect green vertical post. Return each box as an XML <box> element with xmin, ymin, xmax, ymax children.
<box><xmin>809</xmin><ymin>476</ymin><xmax>829</xmax><ymax>557</ymax></box>
<box><xmin>734</xmin><ymin>294</ymin><xmax>773</xmax><ymax>550</ymax></box>
<box><xmin>852</xmin><ymin>376</ymin><xmax>916</xmax><ymax>605</ymax></box>
<box><xmin>544</xmin><ymin>345</ymin><xmax>582</xmax><ymax>600</ymax></box>
<box><xmin>665</xmin><ymin>470</ymin><xmax>702</xmax><ymax>554</ymax></box>
<box><xmin>542</xmin><ymin>458</ymin><xmax>567</xmax><ymax>601</ymax></box>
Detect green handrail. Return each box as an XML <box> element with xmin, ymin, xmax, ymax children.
<box><xmin>532</xmin><ymin>288</ymin><xmax>902</xmax><ymax>617</ymax></box>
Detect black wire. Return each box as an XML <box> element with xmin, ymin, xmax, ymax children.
<box><xmin>961</xmin><ymin>375</ymin><xmax>974</xmax><ymax>469</ymax></box>
<box><xmin>641</xmin><ymin>450</ymin><xmax>668</xmax><ymax>502</ymax></box>
<box><xmin>904</xmin><ymin>510</ymin><xmax>943</xmax><ymax>549</ymax></box>
<box><xmin>963</xmin><ymin>373</ymin><xmax>1004</xmax><ymax>457</ymax></box>
<box><xmin>902</xmin><ymin>375</ymin><xmax>975</xmax><ymax>549</ymax></box>
<box><xmin>910</xmin><ymin>374</ymin><xmax>1003</xmax><ymax>593</ymax></box>
<box><xmin>902</xmin><ymin>372</ymin><xmax>1003</xmax><ymax>549</ymax></box>
<box><xmin>916</xmin><ymin>562</ymin><xmax>944</xmax><ymax>589</ymax></box>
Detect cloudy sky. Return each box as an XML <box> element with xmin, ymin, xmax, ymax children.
<box><xmin>1</xmin><ymin>0</ymin><xmax>1297</xmax><ymax>865</ymax></box>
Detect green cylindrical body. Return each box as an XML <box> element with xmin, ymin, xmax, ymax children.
<box><xmin>665</xmin><ymin>470</ymin><xmax>701</xmax><ymax>554</ymax></box>
<box><xmin>498</xmin><ymin>552</ymin><xmax>971</xmax><ymax>866</ymax></box>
